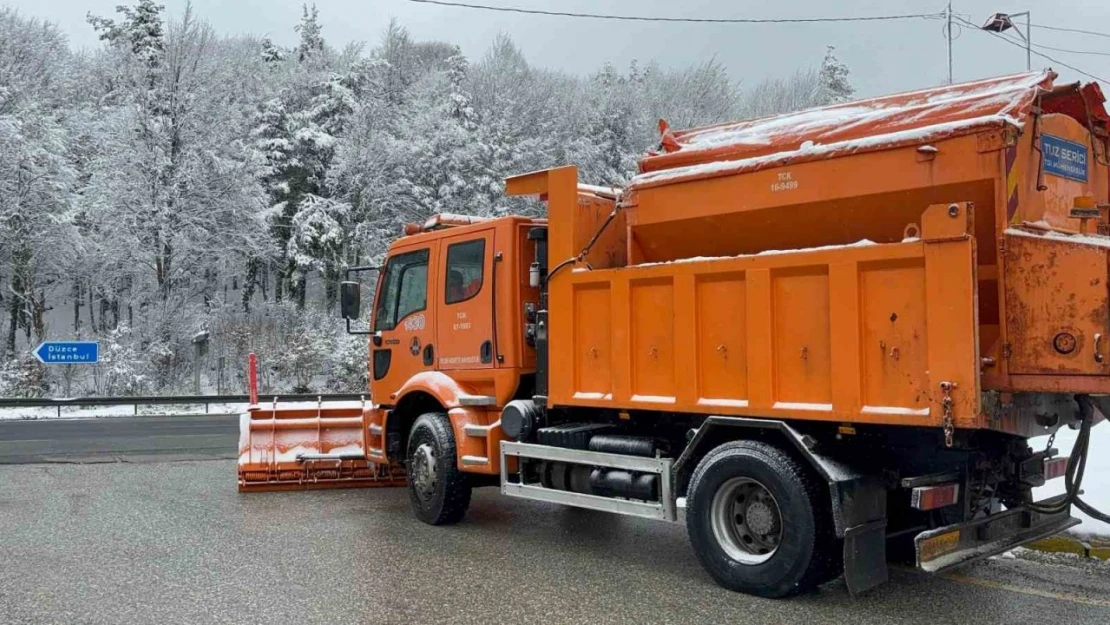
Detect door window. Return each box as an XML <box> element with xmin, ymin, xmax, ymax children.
<box><xmin>374</xmin><ymin>249</ymin><xmax>429</xmax><ymax>331</ymax></box>
<box><xmin>445</xmin><ymin>239</ymin><xmax>485</xmax><ymax>304</ymax></box>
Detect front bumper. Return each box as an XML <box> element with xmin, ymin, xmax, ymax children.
<box><xmin>915</xmin><ymin>497</ymin><xmax>1080</xmax><ymax>573</ymax></box>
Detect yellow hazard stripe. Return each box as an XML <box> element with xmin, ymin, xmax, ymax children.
<box><xmin>1006</xmin><ymin>148</ymin><xmax>1020</xmax><ymax>224</ymax></box>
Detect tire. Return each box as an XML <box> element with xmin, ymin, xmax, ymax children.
<box><xmin>406</xmin><ymin>412</ymin><xmax>472</xmax><ymax>525</ymax></box>
<box><xmin>686</xmin><ymin>440</ymin><xmax>835</xmax><ymax>598</ymax></box>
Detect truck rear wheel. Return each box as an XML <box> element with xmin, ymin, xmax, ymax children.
<box><xmin>686</xmin><ymin>440</ymin><xmax>831</xmax><ymax>598</ymax></box>
<box><xmin>406</xmin><ymin>412</ymin><xmax>472</xmax><ymax>525</ymax></box>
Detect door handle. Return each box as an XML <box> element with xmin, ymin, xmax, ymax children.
<box><xmin>1096</xmin><ymin>333</ymin><xmax>1104</xmax><ymax>363</ymax></box>
<box><xmin>423</xmin><ymin>344</ymin><xmax>434</xmax><ymax>366</ymax></box>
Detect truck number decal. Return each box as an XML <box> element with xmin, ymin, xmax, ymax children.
<box><xmin>771</xmin><ymin>171</ymin><xmax>798</xmax><ymax>192</ymax></box>
<box><xmin>403</xmin><ymin>314</ymin><xmax>426</xmax><ymax>332</ymax></box>
<box><xmin>453</xmin><ymin>311</ymin><xmax>471</xmax><ymax>331</ymax></box>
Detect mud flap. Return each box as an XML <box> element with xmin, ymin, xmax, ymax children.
<box><xmin>915</xmin><ymin>499</ymin><xmax>1080</xmax><ymax>573</ymax></box>
<box><xmin>832</xmin><ymin>477</ymin><xmax>889</xmax><ymax>595</ymax></box>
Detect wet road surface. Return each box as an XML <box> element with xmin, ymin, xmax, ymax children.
<box><xmin>1</xmin><ymin>416</ymin><xmax>1109</xmax><ymax>624</ymax></box>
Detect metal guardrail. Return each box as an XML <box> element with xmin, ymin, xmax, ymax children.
<box><xmin>0</xmin><ymin>393</ymin><xmax>368</xmax><ymax>418</ymax></box>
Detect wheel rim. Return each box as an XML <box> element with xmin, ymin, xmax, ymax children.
<box><xmin>710</xmin><ymin>477</ymin><xmax>783</xmax><ymax>565</ymax></box>
<box><xmin>411</xmin><ymin>442</ymin><xmax>438</xmax><ymax>501</ymax></box>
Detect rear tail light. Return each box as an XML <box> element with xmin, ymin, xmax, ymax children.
<box><xmin>1044</xmin><ymin>456</ymin><xmax>1069</xmax><ymax>481</ymax></box>
<box><xmin>911</xmin><ymin>483</ymin><xmax>960</xmax><ymax>510</ymax></box>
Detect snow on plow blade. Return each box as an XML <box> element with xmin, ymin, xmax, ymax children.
<box><xmin>237</xmin><ymin>401</ymin><xmax>405</xmax><ymax>492</ymax></box>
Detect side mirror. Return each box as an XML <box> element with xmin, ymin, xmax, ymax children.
<box><xmin>340</xmin><ymin>281</ymin><xmax>361</xmax><ymax>320</ymax></box>
<box><xmin>342</xmin><ymin>265</ymin><xmax>380</xmax><ymax>336</ymax></box>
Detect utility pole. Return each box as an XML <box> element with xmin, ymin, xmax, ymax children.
<box><xmin>946</xmin><ymin>2</ymin><xmax>953</xmax><ymax>84</ymax></box>
<box><xmin>1024</xmin><ymin>12</ymin><xmax>1031</xmax><ymax>71</ymax></box>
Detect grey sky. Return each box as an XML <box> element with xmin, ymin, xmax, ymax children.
<box><xmin>7</xmin><ymin>0</ymin><xmax>1110</xmax><ymax>97</ymax></box>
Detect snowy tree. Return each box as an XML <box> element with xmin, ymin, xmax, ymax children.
<box><xmin>0</xmin><ymin>354</ymin><xmax>49</xmax><ymax>398</ymax></box>
<box><xmin>87</xmin><ymin>0</ymin><xmax>165</xmax><ymax>68</ymax></box>
<box><xmin>96</xmin><ymin>324</ymin><xmax>148</xmax><ymax>396</ymax></box>
<box><xmin>817</xmin><ymin>45</ymin><xmax>855</xmax><ymax>104</ymax></box>
<box><xmin>0</xmin><ymin>112</ymin><xmax>77</xmax><ymax>355</ymax></box>
<box><xmin>0</xmin><ymin>3</ymin><xmax>859</xmax><ymax>397</ymax></box>
<box><xmin>295</xmin><ymin>4</ymin><xmax>325</xmax><ymax>65</ymax></box>
<box><xmin>0</xmin><ymin>10</ymin><xmax>76</xmax><ymax>357</ymax></box>
<box><xmin>260</xmin><ymin>37</ymin><xmax>285</xmax><ymax>65</ymax></box>
<box><xmin>85</xmin><ymin>2</ymin><xmax>266</xmax><ymax>311</ymax></box>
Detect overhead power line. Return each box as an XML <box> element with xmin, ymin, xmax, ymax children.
<box><xmin>406</xmin><ymin>0</ymin><xmax>944</xmax><ymax>24</ymax></box>
<box><xmin>1018</xmin><ymin>39</ymin><xmax>1110</xmax><ymax>58</ymax></box>
<box><xmin>1030</xmin><ymin>23</ymin><xmax>1110</xmax><ymax>40</ymax></box>
<box><xmin>955</xmin><ymin>16</ymin><xmax>1109</xmax><ymax>83</ymax></box>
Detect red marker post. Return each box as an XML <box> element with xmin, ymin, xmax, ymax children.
<box><xmin>247</xmin><ymin>352</ymin><xmax>259</xmax><ymax>411</ymax></box>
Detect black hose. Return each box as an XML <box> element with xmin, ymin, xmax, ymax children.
<box><xmin>1025</xmin><ymin>398</ymin><xmax>1092</xmax><ymax>515</ymax></box>
<box><xmin>543</xmin><ymin>205</ymin><xmax>623</xmax><ymax>287</ymax></box>
<box><xmin>1076</xmin><ymin>496</ymin><xmax>1110</xmax><ymax>524</ymax></box>
<box><xmin>1022</xmin><ymin>394</ymin><xmax>1110</xmax><ymax>525</ymax></box>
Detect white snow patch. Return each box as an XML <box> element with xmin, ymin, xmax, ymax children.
<box><xmin>861</xmin><ymin>405</ymin><xmax>931</xmax><ymax>416</ymax></box>
<box><xmin>1005</xmin><ymin>227</ymin><xmax>1110</xmax><ymax>250</ymax></box>
<box><xmin>630</xmin><ymin>395</ymin><xmax>677</xmax><ymax>403</ymax></box>
<box><xmin>669</xmin><ymin>71</ymin><xmax>1044</xmax><ymax>154</ymax></box>
<box><xmin>697</xmin><ymin>398</ymin><xmax>750</xmax><ymax>409</ymax></box>
<box><xmin>577</xmin><ymin>183</ymin><xmax>622</xmax><ymax>198</ymax></box>
<box><xmin>423</xmin><ymin>213</ymin><xmax>492</xmax><ymax>229</ymax></box>
<box><xmin>572</xmin><ymin>392</ymin><xmax>613</xmax><ymax>401</ymax></box>
<box><xmin>632</xmin><ymin>115</ymin><xmax>1022</xmax><ymax>188</ymax></box>
<box><xmin>773</xmin><ymin>402</ymin><xmax>833</xmax><ymax>412</ymax></box>
<box><xmin>632</xmin><ymin>239</ymin><xmax>878</xmax><ymax>268</ymax></box>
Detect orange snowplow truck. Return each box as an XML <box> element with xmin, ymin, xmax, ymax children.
<box><xmin>240</xmin><ymin>71</ymin><xmax>1110</xmax><ymax>597</ymax></box>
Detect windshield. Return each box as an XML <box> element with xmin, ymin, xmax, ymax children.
<box><xmin>373</xmin><ymin>249</ymin><xmax>429</xmax><ymax>332</ymax></box>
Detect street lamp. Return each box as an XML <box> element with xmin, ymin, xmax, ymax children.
<box><xmin>981</xmin><ymin>11</ymin><xmax>1032</xmax><ymax>71</ymax></box>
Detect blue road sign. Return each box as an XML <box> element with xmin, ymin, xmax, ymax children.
<box><xmin>1041</xmin><ymin>134</ymin><xmax>1088</xmax><ymax>183</ymax></box>
<box><xmin>33</xmin><ymin>341</ymin><xmax>100</xmax><ymax>365</ymax></box>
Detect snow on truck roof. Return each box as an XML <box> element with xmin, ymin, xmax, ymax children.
<box><xmin>631</xmin><ymin>71</ymin><xmax>1059</xmax><ymax>189</ymax></box>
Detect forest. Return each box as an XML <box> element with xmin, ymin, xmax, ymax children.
<box><xmin>0</xmin><ymin>1</ymin><xmax>854</xmax><ymax>397</ymax></box>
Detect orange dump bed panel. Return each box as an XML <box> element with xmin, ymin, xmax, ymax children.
<box><xmin>548</xmin><ymin>206</ymin><xmax>983</xmax><ymax>429</ymax></box>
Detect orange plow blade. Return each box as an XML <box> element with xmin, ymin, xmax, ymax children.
<box><xmin>237</xmin><ymin>401</ymin><xmax>406</xmax><ymax>492</ymax></box>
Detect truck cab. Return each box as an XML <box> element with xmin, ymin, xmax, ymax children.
<box><xmin>346</xmin><ymin>213</ymin><xmax>551</xmax><ymax>480</ymax></box>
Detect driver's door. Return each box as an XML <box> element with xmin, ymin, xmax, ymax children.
<box><xmin>369</xmin><ymin>243</ymin><xmax>438</xmax><ymax>404</ymax></box>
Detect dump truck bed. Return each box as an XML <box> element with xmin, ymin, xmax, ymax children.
<box><xmin>538</xmin><ymin>70</ymin><xmax>1110</xmax><ymax>435</ymax></box>
<box><xmin>549</xmin><ymin>204</ymin><xmax>980</xmax><ymax>430</ymax></box>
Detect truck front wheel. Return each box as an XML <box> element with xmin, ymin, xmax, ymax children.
<box><xmin>406</xmin><ymin>412</ymin><xmax>472</xmax><ymax>525</ymax></box>
<box><xmin>686</xmin><ymin>440</ymin><xmax>832</xmax><ymax>598</ymax></box>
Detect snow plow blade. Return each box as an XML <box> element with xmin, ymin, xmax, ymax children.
<box><xmin>237</xmin><ymin>402</ymin><xmax>405</xmax><ymax>492</ymax></box>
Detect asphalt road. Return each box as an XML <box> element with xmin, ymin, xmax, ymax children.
<box><xmin>0</xmin><ymin>414</ymin><xmax>237</xmax><ymax>464</ymax></box>
<box><xmin>1</xmin><ymin>417</ymin><xmax>1110</xmax><ymax>624</ymax></box>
